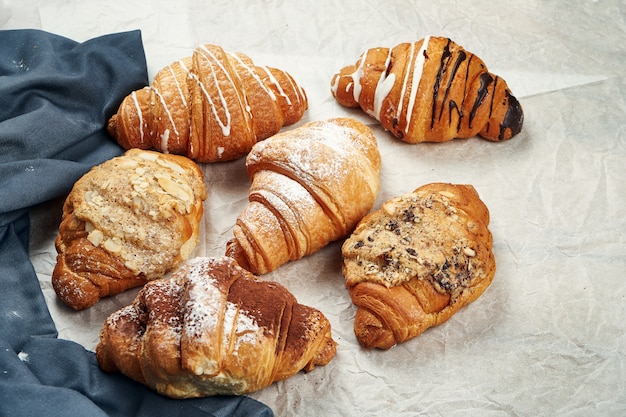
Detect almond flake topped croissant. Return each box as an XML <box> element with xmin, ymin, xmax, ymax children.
<box><xmin>108</xmin><ymin>44</ymin><xmax>308</xmax><ymax>163</ymax></box>
<box><xmin>331</xmin><ymin>36</ymin><xmax>523</xmax><ymax>143</ymax></box>
<box><xmin>52</xmin><ymin>149</ymin><xmax>206</xmax><ymax>310</ymax></box>
<box><xmin>96</xmin><ymin>256</ymin><xmax>337</xmax><ymax>398</ymax></box>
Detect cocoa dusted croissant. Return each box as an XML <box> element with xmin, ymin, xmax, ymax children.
<box><xmin>107</xmin><ymin>44</ymin><xmax>308</xmax><ymax>163</ymax></box>
<box><xmin>331</xmin><ymin>36</ymin><xmax>523</xmax><ymax>143</ymax></box>
<box><xmin>341</xmin><ymin>183</ymin><xmax>496</xmax><ymax>349</ymax></box>
<box><xmin>226</xmin><ymin>117</ymin><xmax>381</xmax><ymax>275</ymax></box>
<box><xmin>96</xmin><ymin>256</ymin><xmax>337</xmax><ymax>398</ymax></box>
<box><xmin>52</xmin><ymin>149</ymin><xmax>207</xmax><ymax>310</ymax></box>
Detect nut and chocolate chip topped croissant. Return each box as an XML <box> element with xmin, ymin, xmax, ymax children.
<box><xmin>331</xmin><ymin>36</ymin><xmax>523</xmax><ymax>143</ymax></box>
<box><xmin>96</xmin><ymin>256</ymin><xmax>337</xmax><ymax>398</ymax></box>
<box><xmin>52</xmin><ymin>149</ymin><xmax>207</xmax><ymax>310</ymax></box>
<box><xmin>107</xmin><ymin>43</ymin><xmax>308</xmax><ymax>163</ymax></box>
<box><xmin>342</xmin><ymin>183</ymin><xmax>496</xmax><ymax>349</ymax></box>
<box><xmin>226</xmin><ymin>117</ymin><xmax>382</xmax><ymax>275</ymax></box>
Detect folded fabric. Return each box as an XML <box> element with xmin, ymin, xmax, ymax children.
<box><xmin>0</xmin><ymin>29</ymin><xmax>273</xmax><ymax>417</ymax></box>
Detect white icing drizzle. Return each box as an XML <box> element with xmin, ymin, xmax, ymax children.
<box><xmin>330</xmin><ymin>73</ymin><xmax>339</xmax><ymax>96</ymax></box>
<box><xmin>131</xmin><ymin>90</ymin><xmax>145</xmax><ymax>142</ymax></box>
<box><xmin>194</xmin><ymin>45</ymin><xmax>236</xmax><ymax>137</ymax></box>
<box><xmin>168</xmin><ymin>63</ymin><xmax>188</xmax><ymax>108</ymax></box>
<box><xmin>404</xmin><ymin>36</ymin><xmax>430</xmax><ymax>132</ymax></box>
<box><xmin>351</xmin><ymin>50</ymin><xmax>368</xmax><ymax>103</ymax></box>
<box><xmin>285</xmin><ymin>73</ymin><xmax>304</xmax><ymax>108</ymax></box>
<box><xmin>369</xmin><ymin>48</ymin><xmax>396</xmax><ymax>120</ymax></box>
<box><xmin>151</xmin><ymin>86</ymin><xmax>180</xmax><ymax>137</ymax></box>
<box><xmin>228</xmin><ymin>53</ymin><xmax>277</xmax><ymax>102</ymax></box>
<box><xmin>396</xmin><ymin>43</ymin><xmax>415</xmax><ymax>123</ymax></box>
<box><xmin>260</xmin><ymin>66</ymin><xmax>292</xmax><ymax>105</ymax></box>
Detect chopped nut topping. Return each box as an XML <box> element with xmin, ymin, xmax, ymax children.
<box><xmin>463</xmin><ymin>247</ymin><xmax>476</xmax><ymax>257</ymax></box>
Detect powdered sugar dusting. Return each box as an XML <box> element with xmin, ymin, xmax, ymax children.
<box><xmin>179</xmin><ymin>257</ymin><xmax>263</xmax><ymax>374</ymax></box>
<box><xmin>182</xmin><ymin>258</ymin><xmax>223</xmax><ymax>342</ymax></box>
<box><xmin>222</xmin><ymin>301</ymin><xmax>260</xmax><ymax>354</ymax></box>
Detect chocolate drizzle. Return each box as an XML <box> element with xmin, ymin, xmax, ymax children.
<box><xmin>499</xmin><ymin>90</ymin><xmax>524</xmax><ymax>140</ymax></box>
<box><xmin>442</xmin><ymin>50</ymin><xmax>468</xmax><ymax>132</ymax></box>
<box><xmin>469</xmin><ymin>72</ymin><xmax>494</xmax><ymax>129</ymax></box>
<box><xmin>430</xmin><ymin>39</ymin><xmax>453</xmax><ymax>129</ymax></box>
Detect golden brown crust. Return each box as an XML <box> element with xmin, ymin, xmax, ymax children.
<box><xmin>331</xmin><ymin>36</ymin><xmax>523</xmax><ymax>143</ymax></box>
<box><xmin>107</xmin><ymin>44</ymin><xmax>308</xmax><ymax>163</ymax></box>
<box><xmin>225</xmin><ymin>117</ymin><xmax>382</xmax><ymax>274</ymax></box>
<box><xmin>96</xmin><ymin>256</ymin><xmax>337</xmax><ymax>398</ymax></box>
<box><xmin>52</xmin><ymin>149</ymin><xmax>207</xmax><ymax>310</ymax></box>
<box><xmin>341</xmin><ymin>183</ymin><xmax>496</xmax><ymax>349</ymax></box>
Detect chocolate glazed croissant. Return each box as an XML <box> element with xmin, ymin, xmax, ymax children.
<box><xmin>52</xmin><ymin>149</ymin><xmax>206</xmax><ymax>310</ymax></box>
<box><xmin>107</xmin><ymin>44</ymin><xmax>308</xmax><ymax>163</ymax></box>
<box><xmin>96</xmin><ymin>256</ymin><xmax>337</xmax><ymax>398</ymax></box>
<box><xmin>341</xmin><ymin>183</ymin><xmax>496</xmax><ymax>349</ymax></box>
<box><xmin>226</xmin><ymin>117</ymin><xmax>382</xmax><ymax>275</ymax></box>
<box><xmin>331</xmin><ymin>36</ymin><xmax>523</xmax><ymax>143</ymax></box>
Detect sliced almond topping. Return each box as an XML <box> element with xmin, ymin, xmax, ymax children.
<box><xmin>84</xmin><ymin>221</ymin><xmax>95</xmax><ymax>233</ymax></box>
<box><xmin>87</xmin><ymin>229</ymin><xmax>104</xmax><ymax>247</ymax></box>
<box><xmin>137</xmin><ymin>151</ymin><xmax>158</xmax><ymax>161</ymax></box>
<box><xmin>103</xmin><ymin>237</ymin><xmax>122</xmax><ymax>254</ymax></box>
<box><xmin>156</xmin><ymin>174</ymin><xmax>180</xmax><ymax>197</ymax></box>
<box><xmin>156</xmin><ymin>156</ymin><xmax>186</xmax><ymax>174</ymax></box>
<box><xmin>116</xmin><ymin>158</ymin><xmax>139</xmax><ymax>168</ymax></box>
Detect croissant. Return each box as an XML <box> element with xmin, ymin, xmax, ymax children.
<box><xmin>107</xmin><ymin>43</ymin><xmax>308</xmax><ymax>163</ymax></box>
<box><xmin>52</xmin><ymin>149</ymin><xmax>207</xmax><ymax>310</ymax></box>
<box><xmin>96</xmin><ymin>256</ymin><xmax>337</xmax><ymax>398</ymax></box>
<box><xmin>225</xmin><ymin>117</ymin><xmax>382</xmax><ymax>275</ymax></box>
<box><xmin>331</xmin><ymin>36</ymin><xmax>523</xmax><ymax>143</ymax></box>
<box><xmin>341</xmin><ymin>183</ymin><xmax>496</xmax><ymax>349</ymax></box>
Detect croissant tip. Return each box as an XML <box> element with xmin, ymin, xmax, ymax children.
<box><xmin>106</xmin><ymin>114</ymin><xmax>118</xmax><ymax>137</ymax></box>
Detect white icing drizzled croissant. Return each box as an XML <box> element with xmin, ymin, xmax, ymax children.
<box><xmin>108</xmin><ymin>44</ymin><xmax>308</xmax><ymax>163</ymax></box>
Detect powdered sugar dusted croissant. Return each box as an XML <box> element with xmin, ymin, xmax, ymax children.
<box><xmin>52</xmin><ymin>149</ymin><xmax>206</xmax><ymax>310</ymax></box>
<box><xmin>107</xmin><ymin>44</ymin><xmax>308</xmax><ymax>162</ymax></box>
<box><xmin>331</xmin><ymin>36</ymin><xmax>523</xmax><ymax>143</ymax></box>
<box><xmin>226</xmin><ymin>117</ymin><xmax>381</xmax><ymax>275</ymax></box>
<box><xmin>96</xmin><ymin>256</ymin><xmax>337</xmax><ymax>398</ymax></box>
<box><xmin>342</xmin><ymin>183</ymin><xmax>496</xmax><ymax>349</ymax></box>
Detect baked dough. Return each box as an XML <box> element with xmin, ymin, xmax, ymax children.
<box><xmin>342</xmin><ymin>183</ymin><xmax>496</xmax><ymax>349</ymax></box>
<box><xmin>96</xmin><ymin>256</ymin><xmax>337</xmax><ymax>398</ymax></box>
<box><xmin>108</xmin><ymin>44</ymin><xmax>308</xmax><ymax>162</ymax></box>
<box><xmin>226</xmin><ymin>117</ymin><xmax>381</xmax><ymax>274</ymax></box>
<box><xmin>331</xmin><ymin>36</ymin><xmax>523</xmax><ymax>143</ymax></box>
<box><xmin>52</xmin><ymin>149</ymin><xmax>206</xmax><ymax>310</ymax></box>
